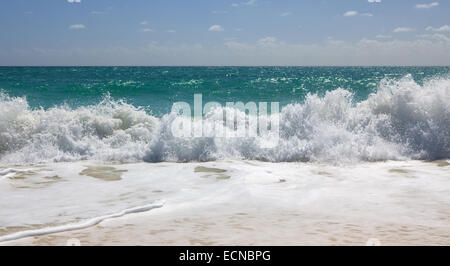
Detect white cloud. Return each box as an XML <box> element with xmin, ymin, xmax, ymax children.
<box><xmin>376</xmin><ymin>34</ymin><xmax>392</xmax><ymax>39</ymax></box>
<box><xmin>426</xmin><ymin>25</ymin><xmax>450</xmax><ymax>32</ymax></box>
<box><xmin>140</xmin><ymin>21</ymin><xmax>148</xmax><ymax>25</ymax></box>
<box><xmin>415</xmin><ymin>2</ymin><xmax>439</xmax><ymax>9</ymax></box>
<box><xmin>258</xmin><ymin>36</ymin><xmax>277</xmax><ymax>44</ymax></box>
<box><xmin>212</xmin><ymin>10</ymin><xmax>228</xmax><ymax>14</ymax></box>
<box><xmin>140</xmin><ymin>28</ymin><xmax>154</xmax><ymax>32</ymax></box>
<box><xmin>368</xmin><ymin>0</ymin><xmax>381</xmax><ymax>2</ymax></box>
<box><xmin>431</xmin><ymin>34</ymin><xmax>450</xmax><ymax>42</ymax></box>
<box><xmin>221</xmin><ymin>37</ymin><xmax>450</xmax><ymax>66</ymax></box>
<box><xmin>91</xmin><ymin>7</ymin><xmax>111</xmax><ymax>15</ymax></box>
<box><xmin>224</xmin><ymin>41</ymin><xmax>249</xmax><ymax>50</ymax></box>
<box><xmin>8</xmin><ymin>36</ymin><xmax>450</xmax><ymax>66</ymax></box>
<box><xmin>232</xmin><ymin>0</ymin><xmax>257</xmax><ymax>8</ymax></box>
<box><xmin>393</xmin><ymin>27</ymin><xmax>414</xmax><ymax>33</ymax></box>
<box><xmin>67</xmin><ymin>0</ymin><xmax>81</xmax><ymax>3</ymax></box>
<box><xmin>208</xmin><ymin>25</ymin><xmax>224</xmax><ymax>32</ymax></box>
<box><xmin>343</xmin><ymin>11</ymin><xmax>358</xmax><ymax>17</ymax></box>
<box><xmin>242</xmin><ymin>0</ymin><xmax>257</xmax><ymax>6</ymax></box>
<box><xmin>69</xmin><ymin>24</ymin><xmax>85</xmax><ymax>30</ymax></box>
<box><xmin>327</xmin><ymin>37</ymin><xmax>345</xmax><ymax>46</ymax></box>
<box><xmin>257</xmin><ymin>36</ymin><xmax>282</xmax><ymax>47</ymax></box>
<box><xmin>344</xmin><ymin>11</ymin><xmax>373</xmax><ymax>17</ymax></box>
<box><xmin>166</xmin><ymin>30</ymin><xmax>176</xmax><ymax>33</ymax></box>
<box><xmin>280</xmin><ymin>12</ymin><xmax>292</xmax><ymax>17</ymax></box>
<box><xmin>419</xmin><ymin>33</ymin><xmax>450</xmax><ymax>42</ymax></box>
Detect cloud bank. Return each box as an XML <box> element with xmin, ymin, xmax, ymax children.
<box><xmin>4</xmin><ymin>36</ymin><xmax>450</xmax><ymax>66</ymax></box>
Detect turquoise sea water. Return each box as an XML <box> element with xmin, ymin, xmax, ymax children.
<box><xmin>1</xmin><ymin>67</ymin><xmax>449</xmax><ymax>115</ymax></box>
<box><xmin>1</xmin><ymin>67</ymin><xmax>449</xmax><ymax>244</ymax></box>
<box><xmin>0</xmin><ymin>66</ymin><xmax>449</xmax><ymax>163</ymax></box>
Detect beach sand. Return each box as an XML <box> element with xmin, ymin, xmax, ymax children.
<box><xmin>2</xmin><ymin>204</ymin><xmax>449</xmax><ymax>246</ymax></box>
<box><xmin>1</xmin><ymin>160</ymin><xmax>449</xmax><ymax>246</ymax></box>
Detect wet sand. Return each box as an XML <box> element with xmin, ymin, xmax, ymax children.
<box><xmin>1</xmin><ymin>160</ymin><xmax>449</xmax><ymax>246</ymax></box>
<box><xmin>2</xmin><ymin>201</ymin><xmax>449</xmax><ymax>246</ymax></box>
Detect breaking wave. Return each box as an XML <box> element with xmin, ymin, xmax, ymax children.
<box><xmin>1</xmin><ymin>75</ymin><xmax>449</xmax><ymax>164</ymax></box>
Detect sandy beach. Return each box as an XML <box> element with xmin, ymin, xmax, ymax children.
<box><xmin>1</xmin><ymin>160</ymin><xmax>449</xmax><ymax>246</ymax></box>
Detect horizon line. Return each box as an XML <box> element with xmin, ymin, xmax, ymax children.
<box><xmin>1</xmin><ymin>65</ymin><xmax>450</xmax><ymax>67</ymax></box>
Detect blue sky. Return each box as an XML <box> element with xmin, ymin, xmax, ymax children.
<box><xmin>0</xmin><ymin>0</ymin><xmax>449</xmax><ymax>65</ymax></box>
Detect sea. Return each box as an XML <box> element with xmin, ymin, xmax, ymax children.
<box><xmin>0</xmin><ymin>67</ymin><xmax>449</xmax><ymax>245</ymax></box>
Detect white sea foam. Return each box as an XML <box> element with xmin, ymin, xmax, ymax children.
<box><xmin>1</xmin><ymin>160</ymin><xmax>449</xmax><ymax>245</ymax></box>
<box><xmin>0</xmin><ymin>75</ymin><xmax>449</xmax><ymax>163</ymax></box>
<box><xmin>0</xmin><ymin>201</ymin><xmax>164</xmax><ymax>243</ymax></box>
<box><xmin>0</xmin><ymin>168</ymin><xmax>31</xmax><ymax>176</ymax></box>
<box><xmin>0</xmin><ymin>168</ymin><xmax>35</xmax><ymax>180</ymax></box>
<box><xmin>0</xmin><ymin>93</ymin><xmax>160</xmax><ymax>163</ymax></box>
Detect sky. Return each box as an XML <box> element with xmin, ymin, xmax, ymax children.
<box><xmin>0</xmin><ymin>0</ymin><xmax>449</xmax><ymax>66</ymax></box>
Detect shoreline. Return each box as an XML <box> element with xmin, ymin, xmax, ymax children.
<box><xmin>2</xmin><ymin>199</ymin><xmax>449</xmax><ymax>246</ymax></box>
<box><xmin>1</xmin><ymin>160</ymin><xmax>449</xmax><ymax>246</ymax></box>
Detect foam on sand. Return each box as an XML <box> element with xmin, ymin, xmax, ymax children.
<box><xmin>1</xmin><ymin>160</ymin><xmax>448</xmax><ymax>246</ymax></box>
<box><xmin>0</xmin><ymin>202</ymin><xmax>164</xmax><ymax>243</ymax></box>
<box><xmin>0</xmin><ymin>168</ymin><xmax>35</xmax><ymax>179</ymax></box>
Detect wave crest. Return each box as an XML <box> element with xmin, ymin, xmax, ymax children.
<box><xmin>0</xmin><ymin>93</ymin><xmax>159</xmax><ymax>163</ymax></box>
<box><xmin>1</xmin><ymin>75</ymin><xmax>449</xmax><ymax>163</ymax></box>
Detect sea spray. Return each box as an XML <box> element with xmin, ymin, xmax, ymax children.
<box><xmin>0</xmin><ymin>75</ymin><xmax>449</xmax><ymax>163</ymax></box>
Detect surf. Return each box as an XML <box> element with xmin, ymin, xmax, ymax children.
<box><xmin>0</xmin><ymin>74</ymin><xmax>449</xmax><ymax>164</ymax></box>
